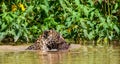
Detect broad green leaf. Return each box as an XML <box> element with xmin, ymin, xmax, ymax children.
<box><xmin>44</xmin><ymin>0</ymin><xmax>49</xmax><ymax>7</ymax></box>
<box><xmin>23</xmin><ymin>6</ymin><xmax>34</xmax><ymax>16</ymax></box>
<box><xmin>98</xmin><ymin>0</ymin><xmax>102</xmax><ymax>4</ymax></box>
<box><xmin>59</xmin><ymin>0</ymin><xmax>67</xmax><ymax>10</ymax></box>
<box><xmin>14</xmin><ymin>31</ymin><xmax>21</xmax><ymax>42</ymax></box>
<box><xmin>108</xmin><ymin>32</ymin><xmax>113</xmax><ymax>40</ymax></box>
<box><xmin>2</xmin><ymin>3</ymin><xmax>7</xmax><ymax>12</ymax></box>
<box><xmin>90</xmin><ymin>12</ymin><xmax>94</xmax><ymax>20</ymax></box>
<box><xmin>83</xmin><ymin>6</ymin><xmax>89</xmax><ymax>17</ymax></box>
<box><xmin>83</xmin><ymin>30</ymin><xmax>88</xmax><ymax>37</ymax></box>
<box><xmin>40</xmin><ymin>5</ymin><xmax>49</xmax><ymax>16</ymax></box>
<box><xmin>80</xmin><ymin>19</ymin><xmax>87</xmax><ymax>29</ymax></box>
<box><xmin>88</xmin><ymin>31</ymin><xmax>94</xmax><ymax>40</ymax></box>
<box><xmin>115</xmin><ymin>3</ymin><xmax>118</xmax><ymax>9</ymax></box>
<box><xmin>66</xmin><ymin>17</ymin><xmax>72</xmax><ymax>27</ymax></box>
<box><xmin>114</xmin><ymin>25</ymin><xmax>119</xmax><ymax>34</ymax></box>
<box><xmin>2</xmin><ymin>13</ymin><xmax>7</xmax><ymax>19</ymax></box>
<box><xmin>99</xmin><ymin>17</ymin><xmax>105</xmax><ymax>22</ymax></box>
<box><xmin>88</xmin><ymin>0</ymin><xmax>94</xmax><ymax>6</ymax></box>
<box><xmin>64</xmin><ymin>0</ymin><xmax>71</xmax><ymax>6</ymax></box>
<box><xmin>0</xmin><ymin>32</ymin><xmax>6</xmax><ymax>41</ymax></box>
<box><xmin>75</xmin><ymin>0</ymin><xmax>80</xmax><ymax>6</ymax></box>
<box><xmin>1</xmin><ymin>23</ymin><xmax>7</xmax><ymax>31</ymax></box>
<box><xmin>107</xmin><ymin>16</ymin><xmax>111</xmax><ymax>22</ymax></box>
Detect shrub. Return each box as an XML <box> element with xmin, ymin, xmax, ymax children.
<box><xmin>0</xmin><ymin>0</ymin><xmax>120</xmax><ymax>45</ymax></box>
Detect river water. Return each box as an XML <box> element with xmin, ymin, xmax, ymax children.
<box><xmin>0</xmin><ymin>46</ymin><xmax>120</xmax><ymax>64</ymax></box>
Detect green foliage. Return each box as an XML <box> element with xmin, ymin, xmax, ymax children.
<box><xmin>0</xmin><ymin>0</ymin><xmax>120</xmax><ymax>45</ymax></box>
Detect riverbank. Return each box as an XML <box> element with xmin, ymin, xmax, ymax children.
<box><xmin>0</xmin><ymin>44</ymin><xmax>81</xmax><ymax>51</ymax></box>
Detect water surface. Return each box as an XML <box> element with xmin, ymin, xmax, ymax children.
<box><xmin>0</xmin><ymin>46</ymin><xmax>120</xmax><ymax>64</ymax></box>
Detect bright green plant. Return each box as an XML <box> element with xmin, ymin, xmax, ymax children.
<box><xmin>0</xmin><ymin>0</ymin><xmax>120</xmax><ymax>45</ymax></box>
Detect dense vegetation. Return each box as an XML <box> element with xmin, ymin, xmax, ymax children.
<box><xmin>0</xmin><ymin>0</ymin><xmax>120</xmax><ymax>45</ymax></box>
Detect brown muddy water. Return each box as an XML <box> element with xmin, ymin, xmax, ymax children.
<box><xmin>0</xmin><ymin>45</ymin><xmax>120</xmax><ymax>64</ymax></box>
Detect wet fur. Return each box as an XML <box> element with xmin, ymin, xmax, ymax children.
<box><xmin>26</xmin><ymin>30</ymin><xmax>70</xmax><ymax>51</ymax></box>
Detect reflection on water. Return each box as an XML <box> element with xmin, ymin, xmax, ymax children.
<box><xmin>39</xmin><ymin>51</ymin><xmax>66</xmax><ymax>64</ymax></box>
<box><xmin>0</xmin><ymin>46</ymin><xmax>120</xmax><ymax>64</ymax></box>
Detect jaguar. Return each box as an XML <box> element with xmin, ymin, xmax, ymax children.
<box><xmin>26</xmin><ymin>30</ymin><xmax>70</xmax><ymax>51</ymax></box>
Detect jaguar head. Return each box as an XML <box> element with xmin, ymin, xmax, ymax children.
<box><xmin>43</xmin><ymin>30</ymin><xmax>54</xmax><ymax>39</ymax></box>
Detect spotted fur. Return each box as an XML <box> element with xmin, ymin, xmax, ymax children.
<box><xmin>26</xmin><ymin>30</ymin><xmax>70</xmax><ymax>51</ymax></box>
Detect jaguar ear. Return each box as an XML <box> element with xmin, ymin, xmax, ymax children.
<box><xmin>43</xmin><ymin>30</ymin><xmax>49</xmax><ymax>38</ymax></box>
<box><xmin>49</xmin><ymin>28</ymin><xmax>56</xmax><ymax>32</ymax></box>
<box><xmin>49</xmin><ymin>29</ymin><xmax>54</xmax><ymax>33</ymax></box>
